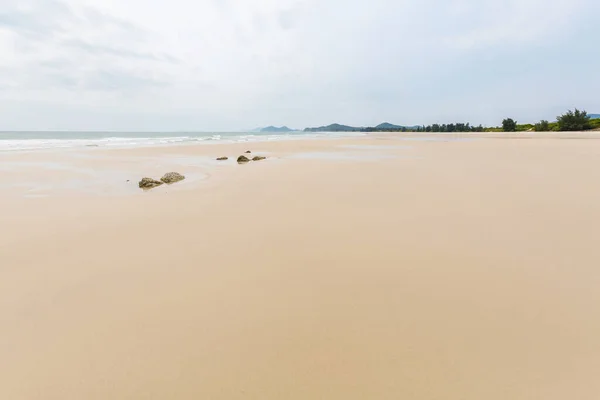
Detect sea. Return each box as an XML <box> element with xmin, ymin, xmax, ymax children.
<box><xmin>0</xmin><ymin>131</ymin><xmax>364</xmax><ymax>152</ymax></box>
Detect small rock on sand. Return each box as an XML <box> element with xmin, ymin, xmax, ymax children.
<box><xmin>139</xmin><ymin>177</ymin><xmax>163</xmax><ymax>189</ymax></box>
<box><xmin>252</xmin><ymin>156</ymin><xmax>266</xmax><ymax>161</ymax></box>
<box><xmin>245</xmin><ymin>150</ymin><xmax>252</xmax><ymax>154</ymax></box>
<box><xmin>216</xmin><ymin>156</ymin><xmax>228</xmax><ymax>161</ymax></box>
<box><xmin>237</xmin><ymin>155</ymin><xmax>251</xmax><ymax>163</ymax></box>
<box><xmin>160</xmin><ymin>172</ymin><xmax>185</xmax><ymax>184</ymax></box>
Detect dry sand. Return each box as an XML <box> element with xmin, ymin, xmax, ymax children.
<box><xmin>2</xmin><ymin>133</ymin><xmax>600</xmax><ymax>399</ymax></box>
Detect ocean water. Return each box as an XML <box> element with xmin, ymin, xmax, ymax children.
<box><xmin>0</xmin><ymin>131</ymin><xmax>364</xmax><ymax>152</ymax></box>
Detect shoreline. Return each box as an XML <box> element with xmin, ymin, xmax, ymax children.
<box><xmin>2</xmin><ymin>130</ymin><xmax>600</xmax><ymax>154</ymax></box>
<box><xmin>2</xmin><ymin>131</ymin><xmax>600</xmax><ymax>199</ymax></box>
<box><xmin>0</xmin><ymin>131</ymin><xmax>366</xmax><ymax>153</ymax></box>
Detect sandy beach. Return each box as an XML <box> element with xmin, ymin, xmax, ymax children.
<box><xmin>2</xmin><ymin>132</ymin><xmax>600</xmax><ymax>399</ymax></box>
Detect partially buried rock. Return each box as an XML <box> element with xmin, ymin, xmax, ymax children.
<box><xmin>245</xmin><ymin>150</ymin><xmax>251</xmax><ymax>154</ymax></box>
<box><xmin>252</xmin><ymin>156</ymin><xmax>266</xmax><ymax>161</ymax></box>
<box><xmin>139</xmin><ymin>177</ymin><xmax>163</xmax><ymax>189</ymax></box>
<box><xmin>237</xmin><ymin>155</ymin><xmax>251</xmax><ymax>163</ymax></box>
<box><xmin>216</xmin><ymin>156</ymin><xmax>228</xmax><ymax>161</ymax></box>
<box><xmin>160</xmin><ymin>172</ymin><xmax>185</xmax><ymax>184</ymax></box>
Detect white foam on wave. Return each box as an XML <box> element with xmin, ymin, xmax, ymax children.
<box><xmin>0</xmin><ymin>131</ymin><xmax>366</xmax><ymax>152</ymax></box>
<box><xmin>0</xmin><ymin>136</ymin><xmax>199</xmax><ymax>152</ymax></box>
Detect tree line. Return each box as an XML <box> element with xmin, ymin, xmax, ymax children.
<box><xmin>364</xmin><ymin>123</ymin><xmax>488</xmax><ymax>133</ymax></box>
<box><xmin>362</xmin><ymin>109</ymin><xmax>598</xmax><ymax>133</ymax></box>
<box><xmin>502</xmin><ymin>109</ymin><xmax>598</xmax><ymax>132</ymax></box>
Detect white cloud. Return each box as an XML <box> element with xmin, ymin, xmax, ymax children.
<box><xmin>440</xmin><ymin>0</ymin><xmax>587</xmax><ymax>49</ymax></box>
<box><xmin>0</xmin><ymin>0</ymin><xmax>598</xmax><ymax>130</ymax></box>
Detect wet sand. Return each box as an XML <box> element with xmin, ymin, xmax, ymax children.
<box><xmin>2</xmin><ymin>133</ymin><xmax>600</xmax><ymax>399</ymax></box>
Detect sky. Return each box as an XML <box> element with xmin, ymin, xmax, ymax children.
<box><xmin>0</xmin><ymin>0</ymin><xmax>598</xmax><ymax>131</ymax></box>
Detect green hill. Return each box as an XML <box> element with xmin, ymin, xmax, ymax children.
<box><xmin>260</xmin><ymin>126</ymin><xmax>294</xmax><ymax>133</ymax></box>
<box><xmin>375</xmin><ymin>122</ymin><xmax>403</xmax><ymax>130</ymax></box>
<box><xmin>304</xmin><ymin>123</ymin><xmax>364</xmax><ymax>132</ymax></box>
<box><xmin>304</xmin><ymin>122</ymin><xmax>415</xmax><ymax>132</ymax></box>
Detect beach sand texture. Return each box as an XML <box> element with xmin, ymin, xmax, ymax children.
<box><xmin>2</xmin><ymin>133</ymin><xmax>600</xmax><ymax>399</ymax></box>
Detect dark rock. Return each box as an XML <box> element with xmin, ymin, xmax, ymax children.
<box><xmin>139</xmin><ymin>177</ymin><xmax>163</xmax><ymax>189</ymax></box>
<box><xmin>160</xmin><ymin>172</ymin><xmax>185</xmax><ymax>184</ymax></box>
<box><xmin>252</xmin><ymin>156</ymin><xmax>266</xmax><ymax>161</ymax></box>
<box><xmin>245</xmin><ymin>150</ymin><xmax>252</xmax><ymax>154</ymax></box>
<box><xmin>237</xmin><ymin>155</ymin><xmax>251</xmax><ymax>163</ymax></box>
<box><xmin>216</xmin><ymin>156</ymin><xmax>228</xmax><ymax>161</ymax></box>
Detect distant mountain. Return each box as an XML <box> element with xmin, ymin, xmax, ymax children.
<box><xmin>304</xmin><ymin>123</ymin><xmax>364</xmax><ymax>132</ymax></box>
<box><xmin>589</xmin><ymin>114</ymin><xmax>600</xmax><ymax>120</ymax></box>
<box><xmin>260</xmin><ymin>126</ymin><xmax>294</xmax><ymax>132</ymax></box>
<box><xmin>304</xmin><ymin>122</ymin><xmax>416</xmax><ymax>132</ymax></box>
<box><xmin>375</xmin><ymin>122</ymin><xmax>403</xmax><ymax>130</ymax></box>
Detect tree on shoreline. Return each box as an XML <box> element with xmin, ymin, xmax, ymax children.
<box><xmin>557</xmin><ymin>109</ymin><xmax>591</xmax><ymax>131</ymax></box>
<box><xmin>502</xmin><ymin>118</ymin><xmax>517</xmax><ymax>132</ymax></box>
<box><xmin>534</xmin><ymin>120</ymin><xmax>550</xmax><ymax>131</ymax></box>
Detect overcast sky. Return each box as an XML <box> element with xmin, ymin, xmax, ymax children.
<box><xmin>0</xmin><ymin>0</ymin><xmax>598</xmax><ymax>131</ymax></box>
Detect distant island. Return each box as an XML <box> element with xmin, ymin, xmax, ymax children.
<box><xmin>260</xmin><ymin>126</ymin><xmax>294</xmax><ymax>133</ymax></box>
